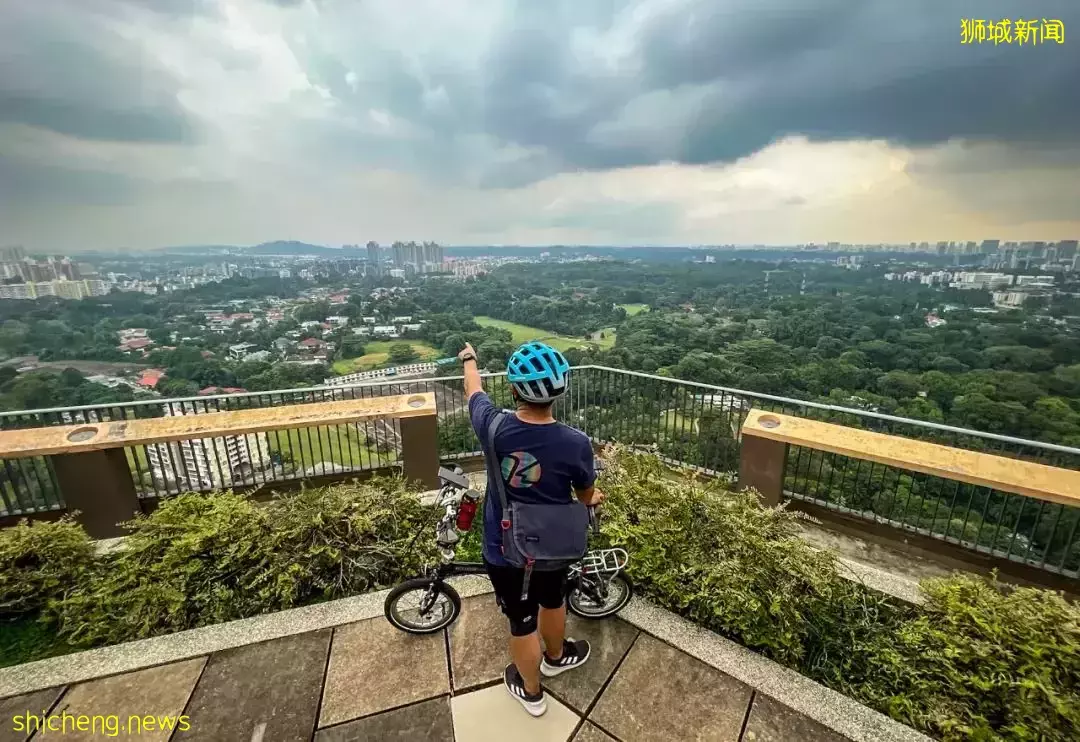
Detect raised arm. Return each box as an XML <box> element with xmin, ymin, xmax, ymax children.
<box><xmin>459</xmin><ymin>342</ymin><xmax>483</xmax><ymax>399</ymax></box>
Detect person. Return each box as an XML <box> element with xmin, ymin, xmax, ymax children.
<box><xmin>460</xmin><ymin>340</ymin><xmax>605</xmax><ymax>717</ymax></box>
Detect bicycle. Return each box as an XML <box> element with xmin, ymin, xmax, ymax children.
<box><xmin>384</xmin><ymin>464</ymin><xmax>633</xmax><ymax>634</ymax></box>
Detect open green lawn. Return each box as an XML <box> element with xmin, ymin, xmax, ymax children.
<box><xmin>619</xmin><ymin>303</ymin><xmax>649</xmax><ymax>316</ymax></box>
<box><xmin>592</xmin><ymin>327</ymin><xmax>617</xmax><ymax>350</ymax></box>
<box><xmin>661</xmin><ymin>409</ymin><xmax>698</xmax><ymax>435</ymax></box>
<box><xmin>125</xmin><ymin>425</ymin><xmax>392</xmax><ymax>485</ymax></box>
<box><xmin>475</xmin><ymin>317</ymin><xmax>613</xmax><ymax>353</ymax></box>
<box><xmin>331</xmin><ymin>340</ymin><xmax>440</xmax><ymax>375</ymax></box>
<box><xmin>267</xmin><ymin>425</ymin><xmax>393</xmax><ymax>472</ymax></box>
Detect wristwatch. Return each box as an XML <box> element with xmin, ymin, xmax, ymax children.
<box><xmin>460</xmin><ymin>353</ymin><xmax>477</xmax><ymax>363</ymax></box>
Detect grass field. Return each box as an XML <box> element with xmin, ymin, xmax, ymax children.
<box><xmin>267</xmin><ymin>425</ymin><xmax>392</xmax><ymax>471</ymax></box>
<box><xmin>619</xmin><ymin>303</ymin><xmax>649</xmax><ymax>316</ymax></box>
<box><xmin>125</xmin><ymin>425</ymin><xmax>391</xmax><ymax>486</ymax></box>
<box><xmin>475</xmin><ymin>317</ymin><xmax>613</xmax><ymax>352</ymax></box>
<box><xmin>331</xmin><ymin>340</ymin><xmax>440</xmax><ymax>375</ymax></box>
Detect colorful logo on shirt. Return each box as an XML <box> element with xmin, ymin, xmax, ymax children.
<box><xmin>501</xmin><ymin>452</ymin><xmax>541</xmax><ymax>488</ymax></box>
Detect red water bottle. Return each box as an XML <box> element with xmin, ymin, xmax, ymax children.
<box><xmin>456</xmin><ymin>492</ymin><xmax>479</xmax><ymax>532</ymax></box>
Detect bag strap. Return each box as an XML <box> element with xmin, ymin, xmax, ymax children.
<box><xmin>481</xmin><ymin>411</ymin><xmax>511</xmax><ymax>517</ymax></box>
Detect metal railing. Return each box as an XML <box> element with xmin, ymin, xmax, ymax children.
<box><xmin>2</xmin><ymin>365</ymin><xmax>1078</xmax><ymax>579</ymax></box>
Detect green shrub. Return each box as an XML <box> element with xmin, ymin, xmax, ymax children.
<box><xmin>0</xmin><ymin>517</ymin><xmax>94</xmax><ymax>619</ymax></box>
<box><xmin>598</xmin><ymin>446</ymin><xmax>904</xmax><ymax>667</ymax></box>
<box><xmin>597</xmin><ymin>446</ymin><xmax>1080</xmax><ymax>742</ymax></box>
<box><xmin>55</xmin><ymin>477</ymin><xmax>436</xmax><ymax>647</ymax></box>
<box><xmin>838</xmin><ymin>575</ymin><xmax>1080</xmax><ymax>741</ymax></box>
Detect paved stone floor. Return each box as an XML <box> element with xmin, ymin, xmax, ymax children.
<box><xmin>1</xmin><ymin>595</ymin><xmax>851</xmax><ymax>742</ymax></box>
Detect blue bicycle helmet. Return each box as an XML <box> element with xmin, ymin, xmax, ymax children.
<box><xmin>506</xmin><ymin>341</ymin><xmax>570</xmax><ymax>403</ymax></box>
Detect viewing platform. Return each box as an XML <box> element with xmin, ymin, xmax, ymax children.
<box><xmin>1</xmin><ymin>365</ymin><xmax>1077</xmax><ymax>588</ymax></box>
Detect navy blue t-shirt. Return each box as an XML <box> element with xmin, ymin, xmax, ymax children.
<box><xmin>468</xmin><ymin>392</ymin><xmax>595</xmax><ymax>567</ymax></box>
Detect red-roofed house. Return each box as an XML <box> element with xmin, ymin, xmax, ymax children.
<box><xmin>118</xmin><ymin>337</ymin><xmax>154</xmax><ymax>354</ymax></box>
<box><xmin>138</xmin><ymin>369</ymin><xmax>165</xmax><ymax>389</ymax></box>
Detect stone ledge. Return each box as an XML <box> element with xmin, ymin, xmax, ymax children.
<box><xmin>619</xmin><ymin>597</ymin><xmax>932</xmax><ymax>742</ymax></box>
<box><xmin>0</xmin><ymin>575</ymin><xmax>493</xmax><ymax>700</ymax></box>
<box><xmin>836</xmin><ymin>556</ymin><xmax>925</xmax><ymax>605</ymax></box>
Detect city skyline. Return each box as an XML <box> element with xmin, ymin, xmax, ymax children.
<box><xmin>1</xmin><ymin>1</ymin><xmax>1078</xmax><ymax>251</ymax></box>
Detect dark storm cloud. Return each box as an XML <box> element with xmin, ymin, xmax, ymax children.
<box><xmin>0</xmin><ymin>94</ymin><xmax>191</xmax><ymax>143</ymax></box>
<box><xmin>472</xmin><ymin>0</ymin><xmax>1080</xmax><ymax>181</ymax></box>
<box><xmin>0</xmin><ymin>4</ymin><xmax>195</xmax><ymax>143</ymax></box>
<box><xmin>0</xmin><ymin>156</ymin><xmax>135</xmax><ymax>206</ymax></box>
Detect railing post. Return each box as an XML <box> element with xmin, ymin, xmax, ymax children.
<box><xmin>50</xmin><ymin>449</ymin><xmax>140</xmax><ymax>538</ymax></box>
<box><xmin>738</xmin><ymin>434</ymin><xmax>787</xmax><ymax>507</ymax></box>
<box><xmin>399</xmin><ymin>413</ymin><xmax>439</xmax><ymax>489</ymax></box>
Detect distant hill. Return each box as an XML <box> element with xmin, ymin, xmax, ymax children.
<box><xmin>244</xmin><ymin>241</ymin><xmax>364</xmax><ymax>257</ymax></box>
<box><xmin>157</xmin><ymin>241</ymin><xmax>365</xmax><ymax>257</ymax></box>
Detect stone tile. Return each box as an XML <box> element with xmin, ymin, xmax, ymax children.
<box><xmin>315</xmin><ymin>696</ymin><xmax>454</xmax><ymax>742</ymax></box>
<box><xmin>571</xmin><ymin>722</ymin><xmax>618</xmax><ymax>742</ymax></box>
<box><xmin>0</xmin><ymin>686</ymin><xmax>66</xmax><ymax>742</ymax></box>
<box><xmin>176</xmin><ymin>631</ymin><xmax>329</xmax><ymax>742</ymax></box>
<box><xmin>451</xmin><ymin>684</ymin><xmax>580</xmax><ymax>742</ymax></box>
<box><xmin>319</xmin><ymin>616</ymin><xmax>448</xmax><ymax>727</ymax></box>
<box><xmin>546</xmin><ymin>616</ymin><xmax>638</xmax><ymax>714</ymax></box>
<box><xmin>618</xmin><ymin>599</ymin><xmax>929</xmax><ymax>742</ymax></box>
<box><xmin>47</xmin><ymin>658</ymin><xmax>205</xmax><ymax>742</ymax></box>
<box><xmin>743</xmin><ymin>693</ymin><xmax>852</xmax><ymax>742</ymax></box>
<box><xmin>448</xmin><ymin>595</ymin><xmax>508</xmax><ymax>690</ymax></box>
<box><xmin>590</xmin><ymin>634</ymin><xmax>752</xmax><ymax>742</ymax></box>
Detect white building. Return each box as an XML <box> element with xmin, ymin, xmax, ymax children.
<box><xmin>993</xmin><ymin>291</ymin><xmax>1029</xmax><ymax>308</ymax></box>
<box><xmin>324</xmin><ymin>362</ymin><xmax>440</xmax><ymax>386</ymax></box>
<box><xmin>1015</xmin><ymin>275</ymin><xmax>1055</xmax><ymax>287</ymax></box>
<box><xmin>229</xmin><ymin>342</ymin><xmax>257</xmax><ymax>359</ymax></box>
<box><xmin>950</xmin><ymin>272</ymin><xmax>1013</xmax><ymax>290</ymax></box>
<box><xmin>146</xmin><ymin>401</ymin><xmax>271</xmax><ymax>491</ymax></box>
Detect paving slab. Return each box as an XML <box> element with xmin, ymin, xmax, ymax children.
<box><xmin>175</xmin><ymin>631</ymin><xmax>329</xmax><ymax>742</ymax></box>
<box><xmin>448</xmin><ymin>595</ymin><xmax>508</xmax><ymax>691</ymax></box>
<box><xmin>590</xmin><ymin>633</ymin><xmax>752</xmax><ymax>742</ymax></box>
<box><xmin>452</xmin><ymin>684</ymin><xmax>580</xmax><ymax>742</ymax></box>
<box><xmin>618</xmin><ymin>598</ymin><xmax>931</xmax><ymax>742</ymax></box>
<box><xmin>47</xmin><ymin>657</ymin><xmax>205</xmax><ymax>742</ymax></box>
<box><xmin>0</xmin><ymin>575</ymin><xmax>491</xmax><ymax>700</ymax></box>
<box><xmin>743</xmin><ymin>692</ymin><xmax>852</xmax><ymax>742</ymax></box>
<box><xmin>571</xmin><ymin>722</ymin><xmax>618</xmax><ymax>742</ymax></box>
<box><xmin>0</xmin><ymin>686</ymin><xmax>66</xmax><ymax>742</ymax></box>
<box><xmin>315</xmin><ymin>696</ymin><xmax>454</xmax><ymax>742</ymax></box>
<box><xmin>319</xmin><ymin>616</ymin><xmax>448</xmax><ymax>727</ymax></box>
<box><xmin>545</xmin><ymin>617</ymin><xmax>638</xmax><ymax>714</ymax></box>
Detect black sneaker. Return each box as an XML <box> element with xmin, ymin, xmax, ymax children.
<box><xmin>503</xmin><ymin>663</ymin><xmax>547</xmax><ymax>717</ymax></box>
<box><xmin>540</xmin><ymin>638</ymin><xmax>591</xmax><ymax>677</ymax></box>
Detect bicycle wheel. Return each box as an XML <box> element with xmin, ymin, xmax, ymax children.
<box><xmin>567</xmin><ymin>573</ymin><xmax>633</xmax><ymax>619</ymax></box>
<box><xmin>384</xmin><ymin>578</ymin><xmax>462</xmax><ymax>634</ymax></box>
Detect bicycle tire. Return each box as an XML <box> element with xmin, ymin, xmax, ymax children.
<box><xmin>384</xmin><ymin>578</ymin><xmax>462</xmax><ymax>634</ymax></box>
<box><xmin>568</xmin><ymin>573</ymin><xmax>633</xmax><ymax>619</ymax></box>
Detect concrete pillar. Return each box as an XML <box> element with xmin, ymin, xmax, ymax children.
<box><xmin>51</xmin><ymin>448</ymin><xmax>141</xmax><ymax>538</ymax></box>
<box><xmin>737</xmin><ymin>435</ymin><xmax>788</xmax><ymax>507</ymax></box>
<box><xmin>398</xmin><ymin>414</ymin><xmax>439</xmax><ymax>489</ymax></box>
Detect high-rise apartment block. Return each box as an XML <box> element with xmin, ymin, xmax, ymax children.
<box><xmin>146</xmin><ymin>402</ymin><xmax>271</xmax><ymax>490</ymax></box>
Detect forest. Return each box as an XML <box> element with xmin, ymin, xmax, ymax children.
<box><xmin>408</xmin><ymin>261</ymin><xmax>1080</xmax><ymax>446</ymax></box>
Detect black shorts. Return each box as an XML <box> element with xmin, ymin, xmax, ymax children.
<box><xmin>484</xmin><ymin>560</ymin><xmax>568</xmax><ymax>636</ymax></box>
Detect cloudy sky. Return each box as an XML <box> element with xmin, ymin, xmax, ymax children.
<box><xmin>1</xmin><ymin>0</ymin><xmax>1078</xmax><ymax>251</ymax></box>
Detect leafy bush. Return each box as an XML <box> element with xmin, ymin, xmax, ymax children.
<box><xmin>838</xmin><ymin>575</ymin><xmax>1080</xmax><ymax>741</ymax></box>
<box><xmin>0</xmin><ymin>517</ymin><xmax>94</xmax><ymax>619</ymax></box>
<box><xmin>55</xmin><ymin>477</ymin><xmax>436</xmax><ymax>647</ymax></box>
<box><xmin>597</xmin><ymin>446</ymin><xmax>1080</xmax><ymax>742</ymax></box>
